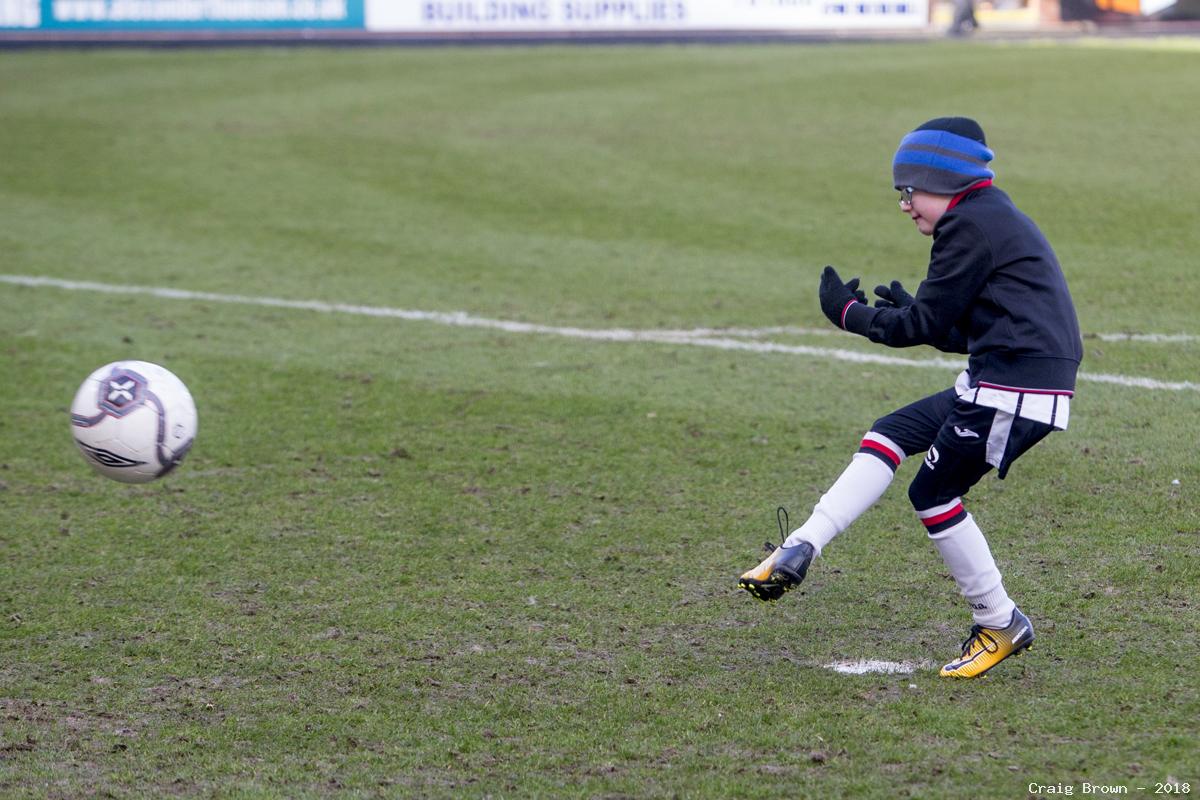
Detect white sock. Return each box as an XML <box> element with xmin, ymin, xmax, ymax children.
<box><xmin>783</xmin><ymin>452</ymin><xmax>897</xmax><ymax>555</ymax></box>
<box><xmin>925</xmin><ymin>510</ymin><xmax>1016</xmax><ymax>628</ymax></box>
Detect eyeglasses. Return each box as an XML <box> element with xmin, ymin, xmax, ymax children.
<box><xmin>898</xmin><ymin>187</ymin><xmax>915</xmax><ymax>208</ymax></box>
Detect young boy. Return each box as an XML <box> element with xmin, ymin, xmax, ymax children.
<box><xmin>738</xmin><ymin>117</ymin><xmax>1083</xmax><ymax>679</ymax></box>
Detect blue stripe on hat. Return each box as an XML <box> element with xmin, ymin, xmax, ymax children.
<box><xmin>893</xmin><ymin>150</ymin><xmax>995</xmax><ymax>180</ymax></box>
<box><xmin>899</xmin><ymin>129</ymin><xmax>994</xmax><ymax>163</ymax></box>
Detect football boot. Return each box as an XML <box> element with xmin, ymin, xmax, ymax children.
<box><xmin>940</xmin><ymin>608</ymin><xmax>1035</xmax><ymax>678</ymax></box>
<box><xmin>738</xmin><ymin>508</ymin><xmax>814</xmax><ymax>601</ymax></box>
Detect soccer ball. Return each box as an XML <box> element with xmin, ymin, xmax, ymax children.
<box><xmin>70</xmin><ymin>361</ymin><xmax>198</xmax><ymax>484</ymax></box>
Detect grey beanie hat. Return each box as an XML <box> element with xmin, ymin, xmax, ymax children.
<box><xmin>893</xmin><ymin>117</ymin><xmax>995</xmax><ymax>195</ymax></box>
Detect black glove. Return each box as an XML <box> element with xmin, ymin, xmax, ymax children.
<box><xmin>819</xmin><ymin>266</ymin><xmax>868</xmax><ymax>330</ymax></box>
<box><xmin>874</xmin><ymin>280</ymin><xmax>916</xmax><ymax>309</ymax></box>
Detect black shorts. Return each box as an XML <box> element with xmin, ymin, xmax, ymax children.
<box><xmin>870</xmin><ymin>387</ymin><xmax>1055</xmax><ymax>508</ymax></box>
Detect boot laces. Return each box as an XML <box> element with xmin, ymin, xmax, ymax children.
<box><xmin>960</xmin><ymin>624</ymin><xmax>1001</xmax><ymax>657</ymax></box>
<box><xmin>762</xmin><ymin>506</ymin><xmax>789</xmax><ymax>554</ymax></box>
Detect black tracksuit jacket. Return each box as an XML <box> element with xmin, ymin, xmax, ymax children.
<box><xmin>847</xmin><ymin>184</ymin><xmax>1083</xmax><ymax>392</ymax></box>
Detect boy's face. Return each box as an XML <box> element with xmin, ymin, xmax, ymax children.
<box><xmin>898</xmin><ymin>188</ymin><xmax>952</xmax><ymax>236</ymax></box>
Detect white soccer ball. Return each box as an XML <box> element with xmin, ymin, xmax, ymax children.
<box><xmin>69</xmin><ymin>361</ymin><xmax>198</xmax><ymax>484</ymax></box>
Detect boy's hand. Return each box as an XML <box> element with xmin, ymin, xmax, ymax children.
<box><xmin>874</xmin><ymin>280</ymin><xmax>916</xmax><ymax>309</ymax></box>
<box><xmin>819</xmin><ymin>266</ymin><xmax>867</xmax><ymax>329</ymax></box>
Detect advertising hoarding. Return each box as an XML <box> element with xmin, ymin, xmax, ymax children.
<box><xmin>0</xmin><ymin>0</ymin><xmax>364</xmax><ymax>29</ymax></box>
<box><xmin>368</xmin><ymin>0</ymin><xmax>929</xmax><ymax>30</ymax></box>
<box><xmin>0</xmin><ymin>0</ymin><xmax>930</xmax><ymax>35</ymax></box>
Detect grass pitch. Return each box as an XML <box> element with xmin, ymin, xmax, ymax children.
<box><xmin>1</xmin><ymin>41</ymin><xmax>1199</xmax><ymax>798</ymax></box>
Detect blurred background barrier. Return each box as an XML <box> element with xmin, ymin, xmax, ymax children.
<box><xmin>0</xmin><ymin>0</ymin><xmax>928</xmax><ymax>34</ymax></box>
<box><xmin>0</xmin><ymin>0</ymin><xmax>365</xmax><ymax>31</ymax></box>
<box><xmin>368</xmin><ymin>0</ymin><xmax>929</xmax><ymax>32</ymax></box>
<box><xmin>0</xmin><ymin>0</ymin><xmax>1195</xmax><ymax>40</ymax></box>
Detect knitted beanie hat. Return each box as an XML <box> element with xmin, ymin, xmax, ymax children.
<box><xmin>893</xmin><ymin>117</ymin><xmax>994</xmax><ymax>195</ymax></box>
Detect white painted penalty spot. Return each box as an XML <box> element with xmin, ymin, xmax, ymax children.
<box><xmin>825</xmin><ymin>659</ymin><xmax>920</xmax><ymax>675</ymax></box>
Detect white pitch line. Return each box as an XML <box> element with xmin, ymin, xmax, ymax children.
<box><xmin>628</xmin><ymin>327</ymin><xmax>1200</xmax><ymax>344</ymax></box>
<box><xmin>1092</xmin><ymin>332</ymin><xmax>1200</xmax><ymax>343</ymax></box>
<box><xmin>825</xmin><ymin>659</ymin><xmax>920</xmax><ymax>675</ymax></box>
<box><xmin>3</xmin><ymin>274</ymin><xmax>1198</xmax><ymax>393</ymax></box>
<box><xmin>658</xmin><ymin>325</ymin><xmax>836</xmax><ymax>338</ymax></box>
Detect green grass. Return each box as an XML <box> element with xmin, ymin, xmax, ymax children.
<box><xmin>1</xmin><ymin>41</ymin><xmax>1199</xmax><ymax>798</ymax></box>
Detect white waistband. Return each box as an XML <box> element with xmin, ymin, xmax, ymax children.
<box><xmin>954</xmin><ymin>370</ymin><xmax>1071</xmax><ymax>430</ymax></box>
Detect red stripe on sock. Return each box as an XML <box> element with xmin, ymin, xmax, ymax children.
<box><xmin>921</xmin><ymin>502</ymin><xmax>965</xmax><ymax>528</ymax></box>
<box><xmin>860</xmin><ymin>439</ymin><xmax>901</xmax><ymax>466</ymax></box>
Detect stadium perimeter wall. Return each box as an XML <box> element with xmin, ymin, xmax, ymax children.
<box><xmin>1</xmin><ymin>0</ymin><xmax>1194</xmax><ymax>47</ymax></box>
<box><xmin>0</xmin><ymin>0</ymin><xmax>931</xmax><ymax>42</ymax></box>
